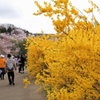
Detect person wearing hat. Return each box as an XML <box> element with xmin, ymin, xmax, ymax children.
<box><xmin>5</xmin><ymin>54</ymin><xmax>16</xmax><ymax>85</ymax></box>
<box><xmin>0</xmin><ymin>54</ymin><xmax>6</xmax><ymax>80</ymax></box>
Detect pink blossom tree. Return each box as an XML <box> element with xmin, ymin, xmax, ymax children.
<box><xmin>0</xmin><ymin>28</ymin><xmax>34</xmax><ymax>56</ymax></box>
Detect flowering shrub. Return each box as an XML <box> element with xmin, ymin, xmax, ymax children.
<box><xmin>25</xmin><ymin>0</ymin><xmax>100</xmax><ymax>100</ymax></box>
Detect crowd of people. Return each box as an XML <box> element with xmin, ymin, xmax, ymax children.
<box><xmin>0</xmin><ymin>54</ymin><xmax>27</xmax><ymax>85</ymax></box>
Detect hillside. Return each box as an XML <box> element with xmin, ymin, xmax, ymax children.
<box><xmin>0</xmin><ymin>23</ymin><xmax>34</xmax><ymax>56</ymax></box>
<box><xmin>0</xmin><ymin>23</ymin><xmax>33</xmax><ymax>35</ymax></box>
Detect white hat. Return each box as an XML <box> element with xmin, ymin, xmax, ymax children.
<box><xmin>0</xmin><ymin>54</ymin><xmax>4</xmax><ymax>58</ymax></box>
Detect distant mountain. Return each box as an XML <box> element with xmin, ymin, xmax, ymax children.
<box><xmin>0</xmin><ymin>23</ymin><xmax>16</xmax><ymax>29</ymax></box>
<box><xmin>0</xmin><ymin>23</ymin><xmax>56</xmax><ymax>35</ymax></box>
<box><xmin>0</xmin><ymin>23</ymin><xmax>33</xmax><ymax>36</ymax></box>
<box><xmin>0</xmin><ymin>23</ymin><xmax>56</xmax><ymax>36</ymax></box>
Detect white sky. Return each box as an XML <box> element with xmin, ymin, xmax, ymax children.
<box><xmin>0</xmin><ymin>0</ymin><xmax>100</xmax><ymax>34</ymax></box>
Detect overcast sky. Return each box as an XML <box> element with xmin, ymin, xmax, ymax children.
<box><xmin>0</xmin><ymin>0</ymin><xmax>100</xmax><ymax>34</ymax></box>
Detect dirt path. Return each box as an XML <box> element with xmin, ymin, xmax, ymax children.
<box><xmin>0</xmin><ymin>68</ymin><xmax>47</xmax><ymax>100</ymax></box>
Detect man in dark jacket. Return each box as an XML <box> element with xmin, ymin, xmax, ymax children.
<box><xmin>20</xmin><ymin>55</ymin><xmax>25</xmax><ymax>74</ymax></box>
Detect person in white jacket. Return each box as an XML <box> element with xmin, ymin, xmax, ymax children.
<box><xmin>5</xmin><ymin>54</ymin><xmax>16</xmax><ymax>85</ymax></box>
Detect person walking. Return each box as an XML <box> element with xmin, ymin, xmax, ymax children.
<box><xmin>0</xmin><ymin>54</ymin><xmax>6</xmax><ymax>80</ymax></box>
<box><xmin>18</xmin><ymin>55</ymin><xmax>21</xmax><ymax>73</ymax></box>
<box><xmin>5</xmin><ymin>54</ymin><xmax>16</xmax><ymax>85</ymax></box>
<box><xmin>24</xmin><ymin>54</ymin><xmax>27</xmax><ymax>68</ymax></box>
<box><xmin>20</xmin><ymin>55</ymin><xmax>25</xmax><ymax>74</ymax></box>
<box><xmin>14</xmin><ymin>56</ymin><xmax>18</xmax><ymax>67</ymax></box>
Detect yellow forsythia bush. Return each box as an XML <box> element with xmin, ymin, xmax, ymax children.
<box><xmin>25</xmin><ymin>0</ymin><xmax>100</xmax><ymax>100</ymax></box>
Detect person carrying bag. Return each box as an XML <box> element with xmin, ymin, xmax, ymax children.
<box><xmin>5</xmin><ymin>54</ymin><xmax>17</xmax><ymax>85</ymax></box>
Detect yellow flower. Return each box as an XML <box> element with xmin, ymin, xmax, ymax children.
<box><xmin>23</xmin><ymin>77</ymin><xmax>30</xmax><ymax>88</ymax></box>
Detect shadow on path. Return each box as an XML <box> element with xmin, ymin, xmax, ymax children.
<box><xmin>0</xmin><ymin>68</ymin><xmax>47</xmax><ymax>100</ymax></box>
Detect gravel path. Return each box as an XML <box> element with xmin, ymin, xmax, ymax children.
<box><xmin>0</xmin><ymin>68</ymin><xmax>47</xmax><ymax>100</ymax></box>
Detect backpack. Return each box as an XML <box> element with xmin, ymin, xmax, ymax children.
<box><xmin>7</xmin><ymin>59</ymin><xmax>14</xmax><ymax>71</ymax></box>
